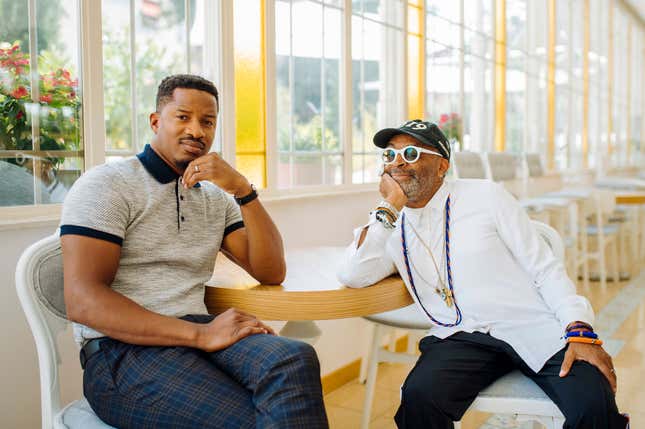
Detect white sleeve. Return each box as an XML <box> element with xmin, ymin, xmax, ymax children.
<box><xmin>490</xmin><ymin>183</ymin><xmax>594</xmax><ymax>329</ymax></box>
<box><xmin>336</xmin><ymin>216</ymin><xmax>397</xmax><ymax>288</ymax></box>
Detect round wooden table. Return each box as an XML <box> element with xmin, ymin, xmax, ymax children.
<box><xmin>204</xmin><ymin>247</ymin><xmax>413</xmax><ymax>321</ymax></box>
<box><xmin>205</xmin><ymin>275</ymin><xmax>412</xmax><ymax>320</ymax></box>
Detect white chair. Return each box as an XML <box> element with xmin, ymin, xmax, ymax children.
<box><xmin>359</xmin><ymin>221</ymin><xmax>566</xmax><ymax>429</ymax></box>
<box><xmin>15</xmin><ymin>233</ymin><xmax>115</xmax><ymax>429</ymax></box>
<box><xmin>453</xmin><ymin>151</ymin><xmax>488</xmax><ymax>179</ymax></box>
<box><xmin>526</xmin><ymin>153</ymin><xmax>545</xmax><ymax>178</ymax></box>
<box><xmin>585</xmin><ymin>189</ymin><xmax>621</xmax><ymax>288</ymax></box>
<box><xmin>485</xmin><ymin>152</ymin><xmax>520</xmax><ymax>182</ymax></box>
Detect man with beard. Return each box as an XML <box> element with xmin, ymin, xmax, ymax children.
<box><xmin>337</xmin><ymin>120</ymin><xmax>628</xmax><ymax>428</ymax></box>
<box><xmin>60</xmin><ymin>74</ymin><xmax>328</xmax><ymax>428</ymax></box>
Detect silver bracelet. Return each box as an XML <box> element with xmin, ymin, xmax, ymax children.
<box><xmin>373</xmin><ymin>209</ymin><xmax>396</xmax><ymax>230</ymax></box>
<box><xmin>378</xmin><ymin>200</ymin><xmax>400</xmax><ymax>219</ymax></box>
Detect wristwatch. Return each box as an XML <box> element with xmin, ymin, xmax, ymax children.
<box><xmin>235</xmin><ymin>184</ymin><xmax>258</xmax><ymax>206</ymax></box>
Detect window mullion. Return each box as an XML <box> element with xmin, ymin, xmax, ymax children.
<box><xmin>219</xmin><ymin>0</ymin><xmax>237</xmax><ymax>166</ymax></box>
<box><xmin>185</xmin><ymin>0</ymin><xmax>191</xmax><ymax>73</ymax></box>
<box><xmin>288</xmin><ymin>0</ymin><xmax>295</xmax><ymax>187</ymax></box>
<box><xmin>342</xmin><ymin>0</ymin><xmax>353</xmax><ymax>185</ymax></box>
<box><xmin>80</xmin><ymin>0</ymin><xmax>106</xmax><ymax>169</ymax></box>
<box><xmin>129</xmin><ymin>0</ymin><xmax>138</xmax><ymax>154</ymax></box>
<box><xmin>27</xmin><ymin>0</ymin><xmax>41</xmax><ymax>204</ymax></box>
<box><xmin>265</xmin><ymin>0</ymin><xmax>278</xmax><ymax>190</ymax></box>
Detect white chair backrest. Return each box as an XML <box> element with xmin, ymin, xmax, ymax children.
<box><xmin>525</xmin><ymin>153</ymin><xmax>545</xmax><ymax>177</ymax></box>
<box><xmin>486</xmin><ymin>152</ymin><xmax>519</xmax><ymax>182</ymax></box>
<box><xmin>453</xmin><ymin>151</ymin><xmax>487</xmax><ymax>179</ymax></box>
<box><xmin>531</xmin><ymin>221</ymin><xmax>565</xmax><ymax>261</ymax></box>
<box><xmin>15</xmin><ymin>233</ymin><xmax>68</xmax><ymax>429</ymax></box>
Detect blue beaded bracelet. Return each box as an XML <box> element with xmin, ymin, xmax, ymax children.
<box><xmin>565</xmin><ymin>331</ymin><xmax>598</xmax><ymax>339</ymax></box>
<box><xmin>566</xmin><ymin>323</ymin><xmax>593</xmax><ymax>332</ymax></box>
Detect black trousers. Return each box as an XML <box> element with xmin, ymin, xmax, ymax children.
<box><xmin>394</xmin><ymin>332</ymin><xmax>627</xmax><ymax>429</ymax></box>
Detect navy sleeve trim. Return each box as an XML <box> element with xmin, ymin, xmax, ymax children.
<box><xmin>60</xmin><ymin>225</ymin><xmax>123</xmax><ymax>246</ymax></box>
<box><xmin>223</xmin><ymin>221</ymin><xmax>245</xmax><ymax>237</ymax></box>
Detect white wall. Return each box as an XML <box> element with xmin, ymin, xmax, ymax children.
<box><xmin>0</xmin><ymin>188</ymin><xmax>383</xmax><ymax>428</ymax></box>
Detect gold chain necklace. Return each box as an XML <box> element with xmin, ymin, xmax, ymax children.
<box><xmin>404</xmin><ymin>215</ymin><xmax>454</xmax><ymax>308</ymax></box>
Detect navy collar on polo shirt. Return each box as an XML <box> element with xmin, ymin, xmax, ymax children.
<box><xmin>137</xmin><ymin>144</ymin><xmax>201</xmax><ymax>188</ymax></box>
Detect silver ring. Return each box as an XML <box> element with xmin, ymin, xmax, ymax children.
<box><xmin>194</xmin><ymin>165</ymin><xmax>199</xmax><ymax>172</ymax></box>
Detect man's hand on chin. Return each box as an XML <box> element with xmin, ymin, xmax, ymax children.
<box><xmin>182</xmin><ymin>153</ymin><xmax>251</xmax><ymax>196</ymax></box>
<box><xmin>379</xmin><ymin>172</ymin><xmax>407</xmax><ymax>211</ymax></box>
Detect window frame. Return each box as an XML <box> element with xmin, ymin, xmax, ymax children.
<box><xmin>3</xmin><ymin>0</ymin><xmax>645</xmax><ymax>224</ymax></box>
<box><xmin>1</xmin><ymin>0</ymin><xmax>234</xmax><ymax>224</ymax></box>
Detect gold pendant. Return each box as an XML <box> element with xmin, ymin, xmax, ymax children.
<box><xmin>436</xmin><ymin>287</ymin><xmax>454</xmax><ymax>308</ymax></box>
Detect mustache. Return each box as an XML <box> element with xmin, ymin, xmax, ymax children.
<box><xmin>179</xmin><ymin>137</ymin><xmax>205</xmax><ymax>147</ymax></box>
<box><xmin>388</xmin><ymin>168</ymin><xmax>416</xmax><ymax>177</ymax></box>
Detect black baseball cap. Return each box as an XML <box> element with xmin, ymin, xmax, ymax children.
<box><xmin>373</xmin><ymin>119</ymin><xmax>451</xmax><ymax>160</ymax></box>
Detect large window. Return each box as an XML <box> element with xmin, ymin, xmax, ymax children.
<box><xmin>102</xmin><ymin>0</ymin><xmax>214</xmax><ymax>160</ymax></box>
<box><xmin>525</xmin><ymin>0</ymin><xmax>548</xmax><ymax>159</ymax></box>
<box><xmin>425</xmin><ymin>1</ymin><xmax>462</xmax><ymax>150</ymax></box>
<box><xmin>612</xmin><ymin>7</ymin><xmax>629</xmax><ymax>167</ymax></box>
<box><xmin>505</xmin><ymin>0</ymin><xmax>527</xmax><ymax>154</ymax></box>
<box><xmin>0</xmin><ymin>0</ymin><xmax>82</xmax><ymax>207</ymax></box>
<box><xmin>569</xmin><ymin>0</ymin><xmax>584</xmax><ymax>170</ymax></box>
<box><xmin>352</xmin><ymin>0</ymin><xmax>405</xmax><ymax>184</ymax></box>
<box><xmin>275</xmin><ymin>0</ymin><xmax>404</xmax><ymax>188</ymax></box>
<box><xmin>275</xmin><ymin>0</ymin><xmax>343</xmax><ymax>188</ymax></box>
<box><xmin>2</xmin><ymin>0</ymin><xmax>644</xmax><ymax>214</ymax></box>
<box><xmin>462</xmin><ymin>0</ymin><xmax>494</xmax><ymax>153</ymax></box>
<box><xmin>554</xmin><ymin>0</ymin><xmax>570</xmax><ymax>169</ymax></box>
<box><xmin>630</xmin><ymin>26</ymin><xmax>643</xmax><ymax>165</ymax></box>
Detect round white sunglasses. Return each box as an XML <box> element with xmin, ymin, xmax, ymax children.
<box><xmin>380</xmin><ymin>146</ymin><xmax>443</xmax><ymax>164</ymax></box>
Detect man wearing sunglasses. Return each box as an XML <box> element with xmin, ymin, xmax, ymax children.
<box><xmin>337</xmin><ymin>119</ymin><xmax>627</xmax><ymax>429</ymax></box>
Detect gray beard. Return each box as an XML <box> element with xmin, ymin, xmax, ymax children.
<box><xmin>401</xmin><ymin>176</ymin><xmax>433</xmax><ymax>202</ymax></box>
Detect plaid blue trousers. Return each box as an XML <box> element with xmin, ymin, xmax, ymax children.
<box><xmin>82</xmin><ymin>315</ymin><xmax>329</xmax><ymax>428</ymax></box>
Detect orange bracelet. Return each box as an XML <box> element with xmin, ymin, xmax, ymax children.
<box><xmin>567</xmin><ymin>337</ymin><xmax>603</xmax><ymax>346</ymax></box>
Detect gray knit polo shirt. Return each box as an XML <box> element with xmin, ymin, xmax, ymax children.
<box><xmin>60</xmin><ymin>144</ymin><xmax>244</xmax><ymax>345</ymax></box>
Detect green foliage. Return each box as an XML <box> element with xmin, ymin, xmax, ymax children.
<box><xmin>102</xmin><ymin>28</ymin><xmax>184</xmax><ymax>150</ymax></box>
<box><xmin>0</xmin><ymin>0</ymin><xmax>64</xmax><ymax>53</ymax></box>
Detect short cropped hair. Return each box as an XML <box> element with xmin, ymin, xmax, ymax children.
<box><xmin>155</xmin><ymin>74</ymin><xmax>219</xmax><ymax>112</ymax></box>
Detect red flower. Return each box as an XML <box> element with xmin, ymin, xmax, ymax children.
<box><xmin>10</xmin><ymin>86</ymin><xmax>28</xmax><ymax>98</ymax></box>
<box><xmin>16</xmin><ymin>110</ymin><xmax>24</xmax><ymax>120</ymax></box>
<box><xmin>69</xmin><ymin>91</ymin><xmax>76</xmax><ymax>99</ymax></box>
<box><xmin>440</xmin><ymin>114</ymin><xmax>449</xmax><ymax>123</ymax></box>
<box><xmin>40</xmin><ymin>94</ymin><xmax>52</xmax><ymax>103</ymax></box>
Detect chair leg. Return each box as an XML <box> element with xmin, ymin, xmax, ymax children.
<box><xmin>361</xmin><ymin>325</ymin><xmax>384</xmax><ymax>429</ymax></box>
<box><xmin>580</xmin><ymin>226</ymin><xmax>590</xmax><ymax>288</ymax></box>
<box><xmin>620</xmin><ymin>226</ymin><xmax>630</xmax><ymax>277</ymax></box>
<box><xmin>611</xmin><ymin>239</ymin><xmax>620</xmax><ymax>283</ymax></box>
<box><xmin>359</xmin><ymin>322</ymin><xmax>376</xmax><ymax>384</ymax></box>
<box><xmin>599</xmin><ymin>235</ymin><xmax>607</xmax><ymax>290</ymax></box>
<box><xmin>388</xmin><ymin>328</ymin><xmax>398</xmax><ymax>352</ymax></box>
